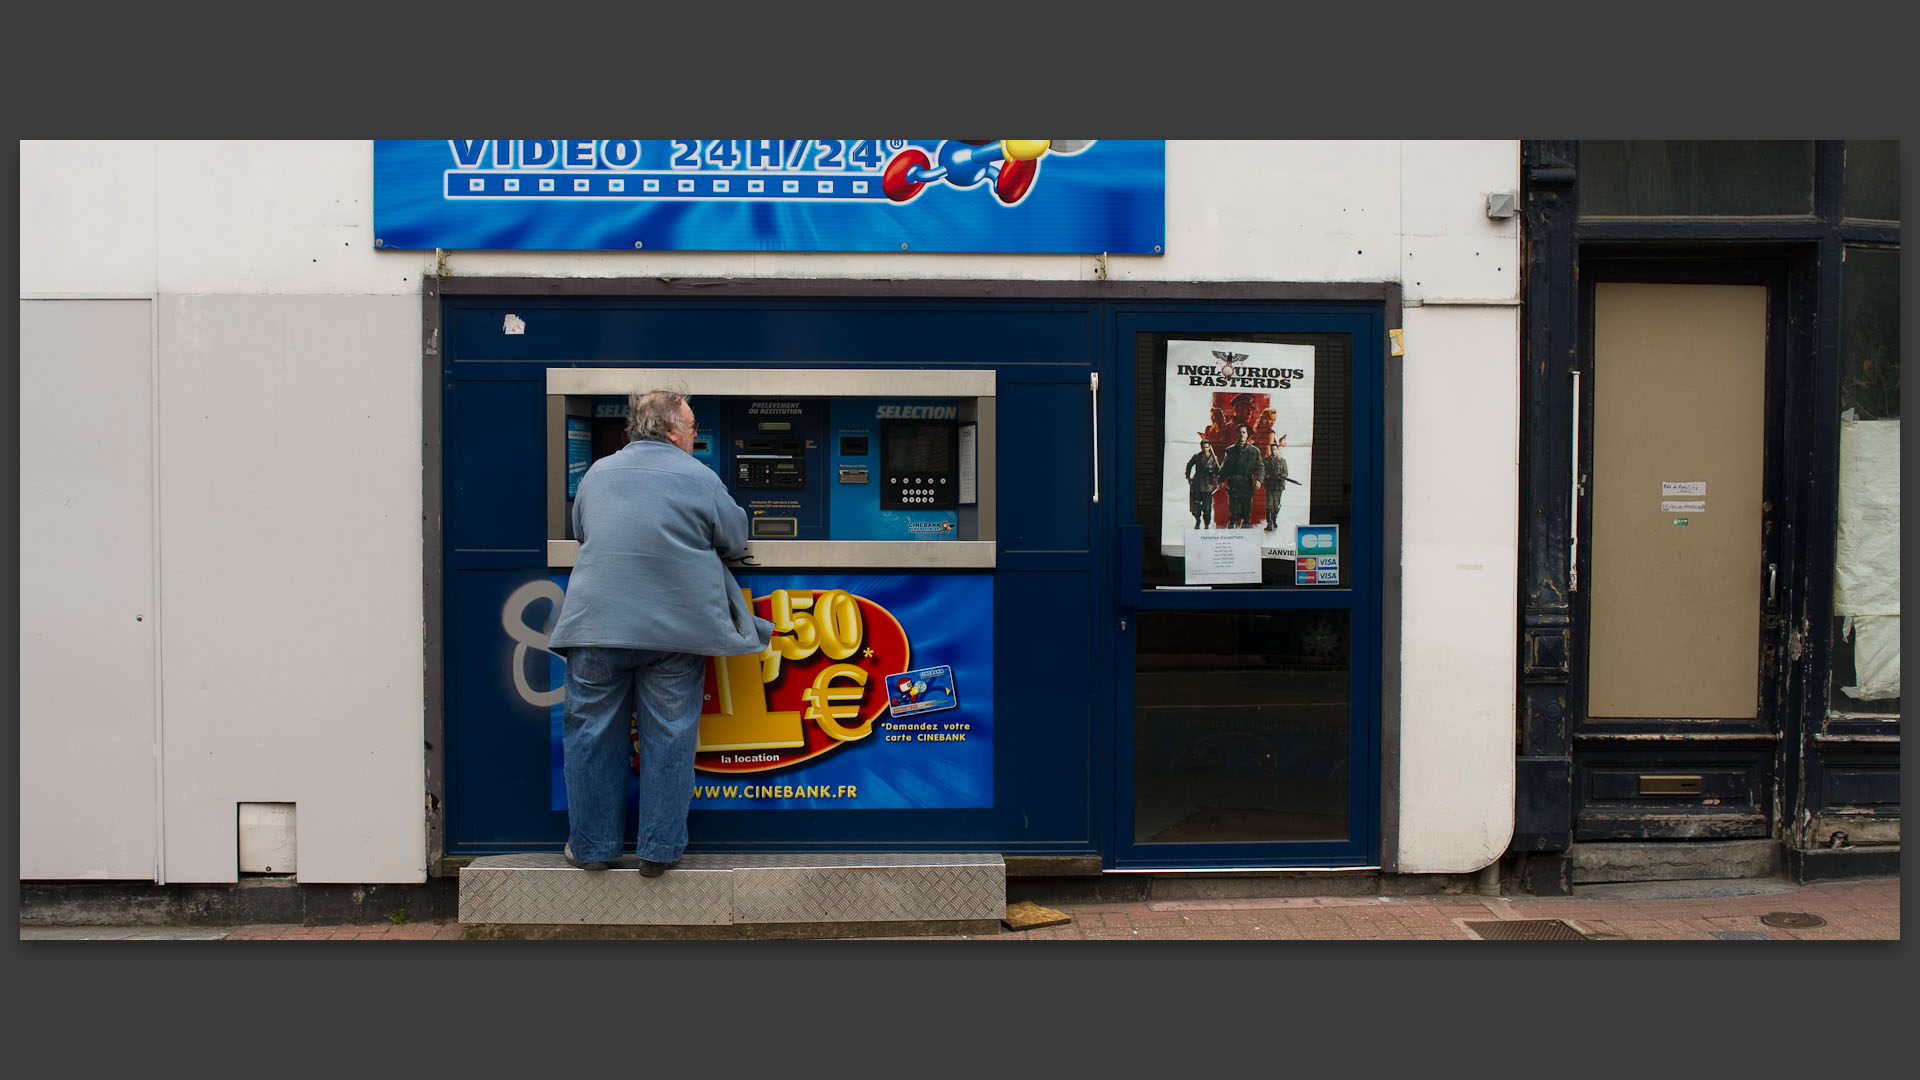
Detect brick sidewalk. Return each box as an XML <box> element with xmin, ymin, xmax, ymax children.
<box><xmin>952</xmin><ymin>876</ymin><xmax>1900</xmax><ymax>942</ymax></box>
<box><xmin>183</xmin><ymin>875</ymin><xmax>1898</xmax><ymax>942</ymax></box>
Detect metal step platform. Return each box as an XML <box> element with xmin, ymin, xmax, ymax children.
<box><xmin>458</xmin><ymin>852</ymin><xmax>1005</xmax><ymax>935</ymax></box>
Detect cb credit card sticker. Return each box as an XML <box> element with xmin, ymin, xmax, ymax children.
<box><xmin>887</xmin><ymin>665</ymin><xmax>958</xmax><ymax>717</ymax></box>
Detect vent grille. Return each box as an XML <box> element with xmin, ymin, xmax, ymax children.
<box><xmin>1465</xmin><ymin>919</ymin><xmax>1589</xmax><ymax>941</ymax></box>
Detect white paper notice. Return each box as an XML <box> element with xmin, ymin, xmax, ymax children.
<box><xmin>1184</xmin><ymin>528</ymin><xmax>1261</xmax><ymax>585</ymax></box>
<box><xmin>1662</xmin><ymin>481</ymin><xmax>1706</xmax><ymax>496</ymax></box>
<box><xmin>1660</xmin><ymin>500</ymin><xmax>1706</xmax><ymax>513</ymax></box>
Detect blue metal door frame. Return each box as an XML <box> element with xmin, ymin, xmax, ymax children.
<box><xmin>1105</xmin><ymin>305</ymin><xmax>1385</xmax><ymax>869</ymax></box>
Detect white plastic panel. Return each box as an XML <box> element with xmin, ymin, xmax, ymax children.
<box><xmin>19</xmin><ymin>299</ymin><xmax>160</xmax><ymax>879</ymax></box>
<box><xmin>1394</xmin><ymin>305</ymin><xmax>1520</xmax><ymax>871</ymax></box>
<box><xmin>19</xmin><ymin>142</ymin><xmax>160</xmax><ymax>297</ymax></box>
<box><xmin>237</xmin><ymin>802</ymin><xmax>297</xmax><ymax>874</ymax></box>
<box><xmin>154</xmin><ymin>294</ymin><xmax>426</xmax><ymax>882</ymax></box>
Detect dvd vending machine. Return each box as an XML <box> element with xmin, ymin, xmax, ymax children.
<box><xmin>542</xmin><ymin>368</ymin><xmax>997</xmax><ymax>818</ymax></box>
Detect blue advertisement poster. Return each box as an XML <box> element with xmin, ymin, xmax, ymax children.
<box><xmin>548</xmin><ymin>572</ymin><xmax>993</xmax><ymax>810</ymax></box>
<box><xmin>375</xmin><ymin>139</ymin><xmax>1163</xmax><ymax>254</ymax></box>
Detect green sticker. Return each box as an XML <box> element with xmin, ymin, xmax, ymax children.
<box><xmin>1673</xmin><ymin>517</ymin><xmax>1689</xmax><ymax>526</ymax></box>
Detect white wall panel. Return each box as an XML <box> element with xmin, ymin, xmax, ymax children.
<box><xmin>1151</xmin><ymin>140</ymin><xmax>1404</xmax><ymax>282</ymax></box>
<box><xmin>19</xmin><ymin>300</ymin><xmax>159</xmax><ymax>878</ymax></box>
<box><xmin>19</xmin><ymin>142</ymin><xmax>159</xmax><ymax>297</ymax></box>
<box><xmin>154</xmin><ymin>294</ymin><xmax>424</xmax><ymax>882</ymax></box>
<box><xmin>152</xmin><ymin>141</ymin><xmax>419</xmax><ymax>298</ymax></box>
<box><xmin>51</xmin><ymin>141</ymin><xmax>1513</xmax><ymax>295</ymax></box>
<box><xmin>1399</xmin><ymin>141</ymin><xmax>1521</xmax><ymax>303</ymax></box>
<box><xmin>1394</xmin><ymin>304</ymin><xmax>1520</xmax><ymax>871</ymax></box>
<box><xmin>118</xmin><ymin>140</ymin><xmax>1437</xmax><ymax>290</ymax></box>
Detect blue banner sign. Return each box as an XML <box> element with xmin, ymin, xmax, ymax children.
<box><xmin>374</xmin><ymin>139</ymin><xmax>1164</xmax><ymax>254</ymax></box>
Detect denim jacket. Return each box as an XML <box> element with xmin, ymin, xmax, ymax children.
<box><xmin>548</xmin><ymin>439</ymin><xmax>774</xmax><ymax>658</ymax></box>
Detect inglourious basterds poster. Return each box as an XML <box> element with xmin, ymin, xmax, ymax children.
<box><xmin>1160</xmin><ymin>339</ymin><xmax>1316</xmax><ymax>559</ymax></box>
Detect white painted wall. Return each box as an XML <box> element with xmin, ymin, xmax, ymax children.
<box><xmin>1395</xmin><ymin>305</ymin><xmax>1521</xmax><ymax>871</ymax></box>
<box><xmin>19</xmin><ymin>139</ymin><xmax>1519</xmax><ymax>881</ymax></box>
<box><xmin>1394</xmin><ymin>142</ymin><xmax>1522</xmax><ymax>871</ymax></box>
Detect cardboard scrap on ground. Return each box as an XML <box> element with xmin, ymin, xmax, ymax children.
<box><xmin>1002</xmin><ymin>901</ymin><xmax>1072</xmax><ymax>931</ymax></box>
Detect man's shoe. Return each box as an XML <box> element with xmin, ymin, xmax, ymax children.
<box><xmin>563</xmin><ymin>843</ymin><xmax>609</xmax><ymax>871</ymax></box>
<box><xmin>638</xmin><ymin>858</ymin><xmax>677</xmax><ymax>878</ymax></box>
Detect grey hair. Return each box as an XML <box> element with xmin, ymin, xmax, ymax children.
<box><xmin>626</xmin><ymin>389</ymin><xmax>691</xmax><ymax>443</ymax></box>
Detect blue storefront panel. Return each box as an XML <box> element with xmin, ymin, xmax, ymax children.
<box><xmin>438</xmin><ymin>295</ymin><xmax>1380</xmax><ymax>867</ymax></box>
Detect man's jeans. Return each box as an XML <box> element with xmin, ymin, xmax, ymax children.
<box><xmin>560</xmin><ymin>646</ymin><xmax>706</xmax><ymax>864</ymax></box>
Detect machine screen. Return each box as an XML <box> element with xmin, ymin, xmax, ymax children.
<box><xmin>881</xmin><ymin>420</ymin><xmax>958</xmax><ymax>510</ymax></box>
<box><xmin>885</xmin><ymin>423</ymin><xmax>951</xmax><ymax>473</ymax></box>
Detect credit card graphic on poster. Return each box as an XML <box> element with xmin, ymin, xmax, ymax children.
<box><xmin>547</xmin><ymin>573</ymin><xmax>992</xmax><ymax>810</ymax></box>
<box><xmin>887</xmin><ymin>665</ymin><xmax>958</xmax><ymax>717</ymax></box>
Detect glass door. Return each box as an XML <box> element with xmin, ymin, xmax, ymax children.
<box><xmin>1111</xmin><ymin>308</ymin><xmax>1383</xmax><ymax>868</ymax></box>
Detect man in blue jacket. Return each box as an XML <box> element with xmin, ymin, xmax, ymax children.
<box><xmin>546</xmin><ymin>390</ymin><xmax>773</xmax><ymax>877</ymax></box>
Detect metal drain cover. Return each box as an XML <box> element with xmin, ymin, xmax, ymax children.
<box><xmin>1759</xmin><ymin>911</ymin><xmax>1826</xmax><ymax>929</ymax></box>
<box><xmin>1465</xmin><ymin>919</ymin><xmax>1588</xmax><ymax>941</ymax></box>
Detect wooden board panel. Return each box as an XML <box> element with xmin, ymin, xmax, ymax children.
<box><xmin>1588</xmin><ymin>283</ymin><xmax>1765</xmax><ymax>719</ymax></box>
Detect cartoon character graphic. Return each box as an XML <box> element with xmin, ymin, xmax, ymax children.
<box><xmin>882</xmin><ymin>140</ymin><xmax>1096</xmax><ymax>206</ymax></box>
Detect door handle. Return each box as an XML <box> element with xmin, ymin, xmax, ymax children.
<box><xmin>1569</xmin><ymin>369</ymin><xmax>1581</xmax><ymax>592</ymax></box>
<box><xmin>1090</xmin><ymin>372</ymin><xmax>1100</xmax><ymax>504</ymax></box>
<box><xmin>1768</xmin><ymin>562</ymin><xmax>1778</xmax><ymax>605</ymax></box>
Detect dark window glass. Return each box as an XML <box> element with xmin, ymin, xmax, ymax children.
<box><xmin>1580</xmin><ymin>141</ymin><xmax>1815</xmax><ymax>216</ymax></box>
<box><xmin>1840</xmin><ymin>246</ymin><xmax>1901</xmax><ymax>421</ymax></box>
<box><xmin>1830</xmin><ymin>245</ymin><xmax>1901</xmax><ymax>715</ymax></box>
<box><xmin>1133</xmin><ymin>332</ymin><xmax>1352</xmax><ymax>589</ymax></box>
<box><xmin>1132</xmin><ymin>610</ymin><xmax>1350</xmax><ymax>843</ymax></box>
<box><xmin>1843</xmin><ymin>140</ymin><xmax>1900</xmax><ymax>222</ymax></box>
